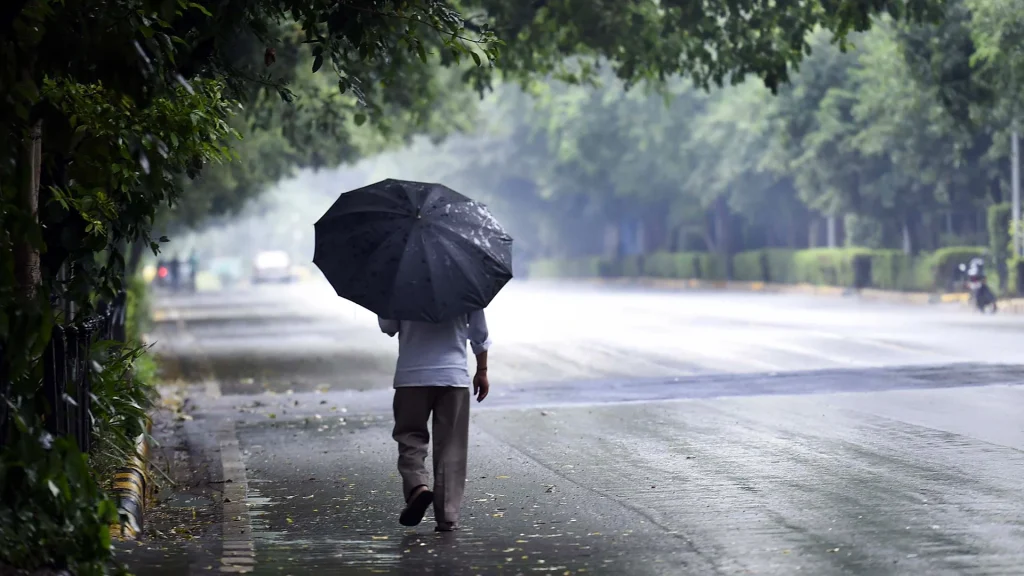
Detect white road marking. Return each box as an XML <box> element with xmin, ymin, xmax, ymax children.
<box><xmin>218</xmin><ymin>419</ymin><xmax>255</xmax><ymax>573</ymax></box>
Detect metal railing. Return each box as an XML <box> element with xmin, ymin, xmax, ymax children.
<box><xmin>0</xmin><ymin>341</ymin><xmax>7</xmax><ymax>449</ymax></box>
<box><xmin>0</xmin><ymin>291</ymin><xmax>127</xmax><ymax>452</ymax></box>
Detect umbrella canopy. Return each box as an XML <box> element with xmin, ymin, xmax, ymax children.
<box><xmin>313</xmin><ymin>179</ymin><xmax>513</xmax><ymax>322</ymax></box>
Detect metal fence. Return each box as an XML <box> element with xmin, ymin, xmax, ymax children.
<box><xmin>0</xmin><ymin>291</ymin><xmax>127</xmax><ymax>452</ymax></box>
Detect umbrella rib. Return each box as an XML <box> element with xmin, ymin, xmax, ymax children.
<box><xmin>419</xmin><ymin>226</ymin><xmax>442</xmax><ymax>320</ymax></box>
<box><xmin>315</xmin><ymin>205</ymin><xmax>409</xmax><ymax>228</ymax></box>
<box><xmin>314</xmin><ymin>220</ymin><xmax>390</xmax><ymax>250</ymax></box>
<box><xmin>429</xmin><ymin>228</ymin><xmax>495</xmax><ymax>302</ymax></box>
<box><xmin>431</xmin><ymin>223</ymin><xmax>512</xmax><ymax>276</ymax></box>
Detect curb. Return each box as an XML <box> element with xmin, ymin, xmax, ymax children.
<box><xmin>109</xmin><ymin>430</ymin><xmax>149</xmax><ymax>540</ymax></box>
<box><xmin>549</xmin><ymin>277</ymin><xmax>1024</xmax><ymax>312</ymax></box>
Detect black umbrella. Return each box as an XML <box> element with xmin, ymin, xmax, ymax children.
<box><xmin>313</xmin><ymin>179</ymin><xmax>513</xmax><ymax>322</ymax></box>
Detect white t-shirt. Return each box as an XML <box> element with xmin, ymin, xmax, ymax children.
<box><xmin>378</xmin><ymin>310</ymin><xmax>491</xmax><ymax>388</ymax></box>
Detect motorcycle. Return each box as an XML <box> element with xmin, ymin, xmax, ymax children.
<box><xmin>958</xmin><ymin>262</ymin><xmax>997</xmax><ymax>313</ymax></box>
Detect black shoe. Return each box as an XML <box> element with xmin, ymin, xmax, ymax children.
<box><xmin>434</xmin><ymin>522</ymin><xmax>457</xmax><ymax>532</ymax></box>
<box><xmin>399</xmin><ymin>489</ymin><xmax>434</xmax><ymax>527</ymax></box>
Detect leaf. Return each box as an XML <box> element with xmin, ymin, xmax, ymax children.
<box><xmin>48</xmin><ymin>480</ymin><xmax>61</xmax><ymax>498</ymax></box>
<box><xmin>188</xmin><ymin>2</ymin><xmax>212</xmax><ymax>16</ymax></box>
<box><xmin>312</xmin><ymin>54</ymin><xmax>324</xmax><ymax>73</ymax></box>
<box><xmin>353</xmin><ymin>113</ymin><xmax>367</xmax><ymax>126</ymax></box>
<box><xmin>471</xmin><ymin>52</ymin><xmax>482</xmax><ymax>67</ymax></box>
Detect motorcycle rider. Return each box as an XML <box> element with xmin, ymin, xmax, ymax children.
<box><xmin>966</xmin><ymin>257</ymin><xmax>985</xmax><ymax>279</ymax></box>
<box><xmin>961</xmin><ymin>257</ymin><xmax>996</xmax><ymax>312</ymax></box>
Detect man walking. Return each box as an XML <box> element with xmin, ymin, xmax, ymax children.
<box><xmin>378</xmin><ymin>310</ymin><xmax>491</xmax><ymax>532</ymax></box>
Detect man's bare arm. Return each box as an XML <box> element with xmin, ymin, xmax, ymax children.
<box><xmin>473</xmin><ymin>350</ymin><xmax>489</xmax><ymax>402</ymax></box>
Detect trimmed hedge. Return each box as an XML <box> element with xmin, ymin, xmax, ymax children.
<box><xmin>1009</xmin><ymin>258</ymin><xmax>1024</xmax><ymax>297</ymax></box>
<box><xmin>989</xmin><ymin>203</ymin><xmax>1011</xmax><ymax>291</ymax></box>
<box><xmin>529</xmin><ymin>256</ymin><xmax>603</xmax><ymax>278</ymax></box>
<box><xmin>732</xmin><ymin>251</ymin><xmax>767</xmax><ymax>282</ymax></box>
<box><xmin>732</xmin><ymin>248</ymin><xmax>871</xmax><ymax>286</ymax></box>
<box><xmin>529</xmin><ymin>246</ymin><xmax>992</xmax><ymax>293</ymax></box>
<box><xmin>912</xmin><ymin>246</ymin><xmax>988</xmax><ymax>292</ymax></box>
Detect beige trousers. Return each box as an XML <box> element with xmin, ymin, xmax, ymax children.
<box><xmin>392</xmin><ymin>386</ymin><xmax>470</xmax><ymax>525</ymax></box>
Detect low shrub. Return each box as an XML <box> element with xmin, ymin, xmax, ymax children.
<box><xmin>527</xmin><ymin>245</ymin><xmax>996</xmax><ymax>292</ymax></box>
<box><xmin>89</xmin><ymin>343</ymin><xmax>157</xmax><ymax>485</ymax></box>
<box><xmin>126</xmin><ymin>275</ymin><xmax>152</xmax><ymax>343</ymax></box>
<box><xmin>790</xmin><ymin>248</ymin><xmax>872</xmax><ymax>286</ymax></box>
<box><xmin>1009</xmin><ymin>258</ymin><xmax>1024</xmax><ymax>297</ymax></box>
<box><xmin>621</xmin><ymin>255</ymin><xmax>644</xmax><ymax>277</ymax></box>
<box><xmin>868</xmin><ymin>250</ymin><xmax>917</xmax><ymax>291</ymax></box>
<box><xmin>0</xmin><ymin>418</ymin><xmax>120</xmax><ymax>576</ymax></box>
<box><xmin>1</xmin><ymin>279</ymin><xmax>157</xmax><ymax>575</ymax></box>
<box><xmin>528</xmin><ymin>257</ymin><xmax>602</xmax><ymax>278</ymax></box>
<box><xmin>642</xmin><ymin>251</ymin><xmax>684</xmax><ymax>278</ymax></box>
<box><xmin>763</xmin><ymin>249</ymin><xmax>798</xmax><ymax>283</ymax></box>
<box><xmin>733</xmin><ymin>250</ymin><xmax>768</xmax><ymax>282</ymax></box>
<box><xmin>904</xmin><ymin>246</ymin><xmax>986</xmax><ymax>292</ymax></box>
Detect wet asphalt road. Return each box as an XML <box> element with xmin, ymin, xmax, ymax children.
<box><xmin>128</xmin><ymin>281</ymin><xmax>1024</xmax><ymax>576</ymax></box>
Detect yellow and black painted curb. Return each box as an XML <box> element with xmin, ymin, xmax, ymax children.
<box><xmin>561</xmin><ymin>277</ymin><xmax>1024</xmax><ymax>312</ymax></box>
<box><xmin>110</xmin><ymin>428</ymin><xmax>149</xmax><ymax>540</ymax></box>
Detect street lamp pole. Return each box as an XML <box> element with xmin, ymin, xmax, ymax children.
<box><xmin>1013</xmin><ymin>128</ymin><xmax>1021</xmax><ymax>257</ymax></box>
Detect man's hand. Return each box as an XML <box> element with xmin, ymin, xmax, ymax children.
<box><xmin>473</xmin><ymin>369</ymin><xmax>489</xmax><ymax>403</ymax></box>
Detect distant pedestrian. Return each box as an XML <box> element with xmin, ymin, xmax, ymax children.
<box><xmin>189</xmin><ymin>249</ymin><xmax>199</xmax><ymax>292</ymax></box>
<box><xmin>168</xmin><ymin>254</ymin><xmax>181</xmax><ymax>292</ymax></box>
<box><xmin>378</xmin><ymin>310</ymin><xmax>491</xmax><ymax>532</ymax></box>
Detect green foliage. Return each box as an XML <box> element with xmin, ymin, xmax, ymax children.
<box><xmin>733</xmin><ymin>251</ymin><xmax>769</xmax><ymax>282</ymax></box>
<box><xmin>988</xmin><ymin>202</ymin><xmax>1012</xmax><ymax>268</ymax></box>
<box><xmin>89</xmin><ymin>343</ymin><xmax>157</xmax><ymax>476</ymax></box>
<box><xmin>641</xmin><ymin>252</ymin><xmax>727</xmax><ymax>280</ymax></box>
<box><xmin>0</xmin><ymin>423</ymin><xmax>119</xmax><ymax>575</ymax></box>
<box><xmin>964</xmin><ymin>0</ymin><xmax>1024</xmax><ymax>128</ymax></box>
<box><xmin>789</xmin><ymin>248</ymin><xmax>870</xmax><ymax>286</ymax></box>
<box><xmin>126</xmin><ymin>276</ymin><xmax>152</xmax><ymax>344</ymax></box>
<box><xmin>538</xmin><ymin>245</ymin><xmax>994</xmax><ymax>293</ymax></box>
<box><xmin>866</xmin><ymin>250</ymin><xmax>917</xmax><ymax>290</ymax></box>
<box><xmin>1009</xmin><ymin>258</ymin><xmax>1024</xmax><ymax>296</ymax></box>
<box><xmin>528</xmin><ymin>257</ymin><xmax>602</xmax><ymax>278</ymax></box>
<box><xmin>762</xmin><ymin>249</ymin><xmax>799</xmax><ymax>284</ymax></box>
<box><xmin>643</xmin><ymin>252</ymin><xmax>705</xmax><ymax>279</ymax></box>
<box><xmin>43</xmin><ymin>77</ymin><xmax>239</xmax><ymax>302</ymax></box>
<box><xmin>913</xmin><ymin>246</ymin><xmax>988</xmax><ymax>290</ymax></box>
<box><xmin>479</xmin><ymin>0</ymin><xmax>941</xmax><ymax>92</ymax></box>
<box><xmin>390</xmin><ymin>1</ymin><xmax>1015</xmax><ymax>271</ymax></box>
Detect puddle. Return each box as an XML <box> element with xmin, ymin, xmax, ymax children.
<box><xmin>247</xmin><ymin>485</ymin><xmax>288</xmax><ymax>545</ymax></box>
<box><xmin>160</xmin><ymin>491</ymin><xmax>213</xmax><ymax>508</ymax></box>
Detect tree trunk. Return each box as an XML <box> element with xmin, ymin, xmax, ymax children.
<box><xmin>127</xmin><ymin>241</ymin><xmax>147</xmax><ymax>278</ymax></box>
<box><xmin>808</xmin><ymin>218</ymin><xmax>820</xmax><ymax>248</ymax></box>
<box><xmin>787</xmin><ymin>210</ymin><xmax>798</xmax><ymax>248</ymax></box>
<box><xmin>713</xmin><ymin>196</ymin><xmax>733</xmax><ymax>279</ymax></box>
<box><xmin>702</xmin><ymin>211</ymin><xmax>717</xmax><ymax>253</ymax></box>
<box><xmin>901</xmin><ymin>218</ymin><xmax>912</xmax><ymax>255</ymax></box>
<box><xmin>13</xmin><ymin>120</ymin><xmax>42</xmax><ymax>302</ymax></box>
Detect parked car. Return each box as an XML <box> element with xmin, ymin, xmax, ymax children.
<box><xmin>252</xmin><ymin>250</ymin><xmax>293</xmax><ymax>284</ymax></box>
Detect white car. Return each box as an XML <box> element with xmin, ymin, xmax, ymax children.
<box><xmin>252</xmin><ymin>251</ymin><xmax>293</xmax><ymax>284</ymax></box>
